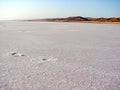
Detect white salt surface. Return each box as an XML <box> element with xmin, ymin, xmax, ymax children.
<box><xmin>0</xmin><ymin>21</ymin><xmax>120</xmax><ymax>90</ymax></box>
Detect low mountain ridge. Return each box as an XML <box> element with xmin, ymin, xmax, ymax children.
<box><xmin>29</xmin><ymin>16</ymin><xmax>120</xmax><ymax>23</ymax></box>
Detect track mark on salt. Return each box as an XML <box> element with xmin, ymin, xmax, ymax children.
<box><xmin>18</xmin><ymin>30</ymin><xmax>32</xmax><ymax>33</ymax></box>
<box><xmin>31</xmin><ymin>56</ymin><xmax>57</xmax><ymax>63</ymax></box>
<box><xmin>9</xmin><ymin>52</ymin><xmax>25</xmax><ymax>57</ymax></box>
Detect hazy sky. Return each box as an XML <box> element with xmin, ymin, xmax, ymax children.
<box><xmin>0</xmin><ymin>0</ymin><xmax>120</xmax><ymax>20</ymax></box>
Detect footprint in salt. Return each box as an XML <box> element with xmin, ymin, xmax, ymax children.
<box><xmin>18</xmin><ymin>30</ymin><xmax>32</xmax><ymax>33</ymax></box>
<box><xmin>9</xmin><ymin>52</ymin><xmax>25</xmax><ymax>57</ymax></box>
<box><xmin>31</xmin><ymin>56</ymin><xmax>57</xmax><ymax>63</ymax></box>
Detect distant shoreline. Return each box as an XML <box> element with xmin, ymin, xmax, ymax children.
<box><xmin>27</xmin><ymin>20</ymin><xmax>120</xmax><ymax>24</ymax></box>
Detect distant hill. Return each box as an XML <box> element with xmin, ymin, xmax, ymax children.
<box><xmin>92</xmin><ymin>17</ymin><xmax>120</xmax><ymax>22</ymax></box>
<box><xmin>29</xmin><ymin>16</ymin><xmax>120</xmax><ymax>23</ymax></box>
<box><xmin>42</xmin><ymin>16</ymin><xmax>89</xmax><ymax>22</ymax></box>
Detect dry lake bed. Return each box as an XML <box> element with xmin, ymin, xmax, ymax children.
<box><xmin>0</xmin><ymin>21</ymin><xmax>120</xmax><ymax>90</ymax></box>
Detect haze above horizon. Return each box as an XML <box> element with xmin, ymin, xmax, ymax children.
<box><xmin>0</xmin><ymin>0</ymin><xmax>120</xmax><ymax>20</ymax></box>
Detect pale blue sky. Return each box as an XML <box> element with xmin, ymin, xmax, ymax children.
<box><xmin>0</xmin><ymin>0</ymin><xmax>120</xmax><ymax>20</ymax></box>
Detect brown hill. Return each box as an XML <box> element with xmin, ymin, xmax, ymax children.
<box><xmin>43</xmin><ymin>16</ymin><xmax>89</xmax><ymax>22</ymax></box>
<box><xmin>30</xmin><ymin>16</ymin><xmax>120</xmax><ymax>23</ymax></box>
<box><xmin>92</xmin><ymin>18</ymin><xmax>120</xmax><ymax>22</ymax></box>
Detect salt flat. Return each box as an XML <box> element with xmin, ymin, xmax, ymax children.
<box><xmin>0</xmin><ymin>21</ymin><xmax>120</xmax><ymax>90</ymax></box>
